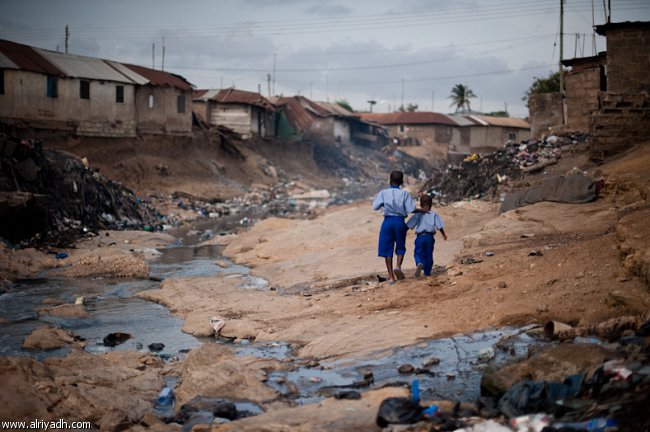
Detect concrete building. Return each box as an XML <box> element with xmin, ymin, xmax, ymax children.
<box><xmin>360</xmin><ymin>112</ymin><xmax>529</xmax><ymax>162</ymax></box>
<box><xmin>591</xmin><ymin>21</ymin><xmax>650</xmax><ymax>159</ymax></box>
<box><xmin>0</xmin><ymin>38</ymin><xmax>193</xmax><ymax>137</ymax></box>
<box><xmin>562</xmin><ymin>54</ymin><xmax>606</xmax><ymax>133</ymax></box>
<box><xmin>193</xmin><ymin>88</ymin><xmax>275</xmax><ymax>139</ymax></box>
<box><xmin>272</xmin><ymin>96</ymin><xmax>386</xmax><ymax>146</ymax></box>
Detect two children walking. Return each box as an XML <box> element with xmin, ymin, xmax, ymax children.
<box><xmin>372</xmin><ymin>170</ymin><xmax>447</xmax><ymax>283</ymax></box>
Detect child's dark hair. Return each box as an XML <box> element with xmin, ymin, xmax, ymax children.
<box><xmin>389</xmin><ymin>170</ymin><xmax>404</xmax><ymax>186</ymax></box>
<box><xmin>420</xmin><ymin>194</ymin><xmax>433</xmax><ymax>207</ymax></box>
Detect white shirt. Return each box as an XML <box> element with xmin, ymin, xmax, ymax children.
<box><xmin>372</xmin><ymin>186</ymin><xmax>416</xmax><ymax>217</ymax></box>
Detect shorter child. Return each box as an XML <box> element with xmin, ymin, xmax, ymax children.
<box><xmin>406</xmin><ymin>194</ymin><xmax>447</xmax><ymax>278</ymax></box>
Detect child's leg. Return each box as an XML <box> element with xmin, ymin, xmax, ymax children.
<box><xmin>378</xmin><ymin>218</ymin><xmax>398</xmax><ymax>282</ymax></box>
<box><xmin>394</xmin><ymin>220</ymin><xmax>408</xmax><ymax>279</ymax></box>
<box><xmin>423</xmin><ymin>237</ymin><xmax>435</xmax><ymax>276</ymax></box>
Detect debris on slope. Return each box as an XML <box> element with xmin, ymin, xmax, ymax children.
<box><xmin>421</xmin><ymin>134</ymin><xmax>590</xmax><ymax>204</ymax></box>
<box><xmin>0</xmin><ymin>136</ymin><xmax>159</xmax><ymax>247</ymax></box>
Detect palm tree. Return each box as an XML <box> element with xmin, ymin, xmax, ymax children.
<box><xmin>449</xmin><ymin>84</ymin><xmax>477</xmax><ymax>113</ymax></box>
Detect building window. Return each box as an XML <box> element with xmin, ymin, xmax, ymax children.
<box><xmin>508</xmin><ymin>132</ymin><xmax>516</xmax><ymax>141</ymax></box>
<box><xmin>0</xmin><ymin>69</ymin><xmax>5</xmax><ymax>95</ymax></box>
<box><xmin>399</xmin><ymin>125</ymin><xmax>404</xmax><ymax>132</ymax></box>
<box><xmin>116</xmin><ymin>85</ymin><xmax>124</xmax><ymax>103</ymax></box>
<box><xmin>177</xmin><ymin>95</ymin><xmax>185</xmax><ymax>113</ymax></box>
<box><xmin>46</xmin><ymin>75</ymin><xmax>58</xmax><ymax>98</ymax></box>
<box><xmin>80</xmin><ymin>80</ymin><xmax>90</xmax><ymax>99</ymax></box>
<box><xmin>148</xmin><ymin>94</ymin><xmax>154</xmax><ymax>108</ymax></box>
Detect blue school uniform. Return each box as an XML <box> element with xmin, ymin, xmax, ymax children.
<box><xmin>373</xmin><ymin>186</ymin><xmax>416</xmax><ymax>257</ymax></box>
<box><xmin>406</xmin><ymin>210</ymin><xmax>445</xmax><ymax>276</ymax></box>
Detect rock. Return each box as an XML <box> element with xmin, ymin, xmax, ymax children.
<box><xmin>174</xmin><ymin>396</ymin><xmax>238</xmax><ymax>423</ymax></box>
<box><xmin>335</xmin><ymin>390</ymin><xmax>361</xmax><ymax>400</ymax></box>
<box><xmin>215</xmin><ymin>259</ymin><xmax>229</xmax><ymax>269</ymax></box>
<box><xmin>480</xmin><ymin>343</ymin><xmax>621</xmax><ymax>397</ymax></box>
<box><xmin>398</xmin><ymin>364</ymin><xmax>415</xmax><ymax>374</ymax></box>
<box><xmin>148</xmin><ymin>343</ymin><xmax>165</xmax><ymax>352</ymax></box>
<box><xmin>103</xmin><ymin>332</ymin><xmax>132</xmax><ymax>347</ymax></box>
<box><xmin>497</xmin><ymin>281</ymin><xmax>507</xmax><ymax>289</ymax></box>
<box><xmin>422</xmin><ymin>356</ymin><xmax>440</xmax><ymax>367</ymax></box>
<box><xmin>39</xmin><ymin>303</ymin><xmax>89</xmax><ymax>319</ymax></box>
<box><xmin>23</xmin><ymin>327</ymin><xmax>76</xmax><ymax>350</ymax></box>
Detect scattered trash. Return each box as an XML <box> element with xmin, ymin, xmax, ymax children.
<box><xmin>74</xmin><ymin>296</ymin><xmax>85</xmax><ymax>305</ymax></box>
<box><xmin>551</xmin><ymin>418</ymin><xmax>617</xmax><ymax>431</ymax></box>
<box><xmin>528</xmin><ymin>250</ymin><xmax>543</xmax><ymax>256</ymax></box>
<box><xmin>477</xmin><ymin>347</ymin><xmax>495</xmax><ymax>362</ymax></box>
<box><xmin>210</xmin><ymin>317</ymin><xmax>226</xmax><ymax>336</ymax></box>
<box><xmin>55</xmin><ymin>252</ymin><xmax>69</xmax><ymax>260</ymax></box>
<box><xmin>510</xmin><ymin>413</ymin><xmax>552</xmax><ymax>431</ymax></box>
<box><xmin>461</xmin><ymin>257</ymin><xmax>483</xmax><ymax>265</ymax></box>
<box><xmin>484</xmin><ymin>251</ymin><xmax>495</xmax><ymax>257</ymax></box>
<box><xmin>376</xmin><ymin>380</ymin><xmax>439</xmax><ymax>427</ymax></box>
<box><xmin>157</xmin><ymin>386</ymin><xmax>174</xmax><ymax>407</ymax></box>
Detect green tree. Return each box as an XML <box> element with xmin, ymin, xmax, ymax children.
<box><xmin>335</xmin><ymin>99</ymin><xmax>354</xmax><ymax>112</ymax></box>
<box><xmin>398</xmin><ymin>103</ymin><xmax>419</xmax><ymax>112</ymax></box>
<box><xmin>522</xmin><ymin>71</ymin><xmax>561</xmax><ymax>107</ymax></box>
<box><xmin>485</xmin><ymin>110</ymin><xmax>509</xmax><ymax>117</ymax></box>
<box><xmin>448</xmin><ymin>84</ymin><xmax>477</xmax><ymax>113</ymax></box>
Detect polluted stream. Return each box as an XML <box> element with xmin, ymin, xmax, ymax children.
<box><xmin>0</xmin><ymin>227</ymin><xmax>552</xmax><ymax>423</ymax></box>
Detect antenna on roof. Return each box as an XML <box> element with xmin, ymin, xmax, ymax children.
<box><xmin>65</xmin><ymin>25</ymin><xmax>69</xmax><ymax>54</ymax></box>
<box><xmin>152</xmin><ymin>43</ymin><xmax>155</xmax><ymax>69</ymax></box>
<box><xmin>162</xmin><ymin>37</ymin><xmax>166</xmax><ymax>72</ymax></box>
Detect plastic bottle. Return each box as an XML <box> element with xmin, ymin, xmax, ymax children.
<box><xmin>410</xmin><ymin>379</ymin><xmax>420</xmax><ymax>403</ymax></box>
<box><xmin>157</xmin><ymin>386</ymin><xmax>174</xmax><ymax>406</ymax></box>
<box><xmin>552</xmin><ymin>418</ymin><xmax>617</xmax><ymax>431</ymax></box>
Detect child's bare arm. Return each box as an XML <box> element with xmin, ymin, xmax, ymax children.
<box><xmin>439</xmin><ymin>228</ymin><xmax>448</xmax><ymax>241</ymax></box>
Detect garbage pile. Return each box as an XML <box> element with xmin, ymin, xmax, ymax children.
<box><xmin>376</xmin><ymin>314</ymin><xmax>650</xmax><ymax>431</ymax></box>
<box><xmin>421</xmin><ymin>134</ymin><xmax>590</xmax><ymax>204</ymax></box>
<box><xmin>0</xmin><ymin>135</ymin><xmax>159</xmax><ymax>247</ymax></box>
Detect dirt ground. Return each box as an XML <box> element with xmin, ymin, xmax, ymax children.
<box><xmin>1</xmin><ymin>142</ymin><xmax>648</xmax><ymax>431</ymax></box>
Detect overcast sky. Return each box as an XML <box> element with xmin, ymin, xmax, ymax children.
<box><xmin>1</xmin><ymin>0</ymin><xmax>649</xmax><ymax>117</ymax></box>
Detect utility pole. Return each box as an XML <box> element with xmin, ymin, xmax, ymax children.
<box><xmin>272</xmin><ymin>52</ymin><xmax>276</xmax><ymax>96</ymax></box>
<box><xmin>65</xmin><ymin>25</ymin><xmax>69</xmax><ymax>53</ymax></box>
<box><xmin>607</xmin><ymin>0</ymin><xmax>611</xmax><ymax>23</ymax></box>
<box><xmin>559</xmin><ymin>0</ymin><xmax>564</xmax><ymax>93</ymax></box>
<box><xmin>152</xmin><ymin>43</ymin><xmax>155</xmax><ymax>69</ymax></box>
<box><xmin>326</xmin><ymin>73</ymin><xmax>329</xmax><ymax>102</ymax></box>
<box><xmin>267</xmin><ymin>74</ymin><xmax>271</xmax><ymax>97</ymax></box>
<box><xmin>592</xmin><ymin>0</ymin><xmax>597</xmax><ymax>55</ymax></box>
<box><xmin>400</xmin><ymin>78</ymin><xmax>405</xmax><ymax>110</ymax></box>
<box><xmin>559</xmin><ymin>0</ymin><xmax>567</xmax><ymax>125</ymax></box>
<box><xmin>161</xmin><ymin>37</ymin><xmax>166</xmax><ymax>72</ymax></box>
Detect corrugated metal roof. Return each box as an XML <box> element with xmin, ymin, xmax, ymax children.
<box><xmin>123</xmin><ymin>63</ymin><xmax>193</xmax><ymax>90</ymax></box>
<box><xmin>104</xmin><ymin>60</ymin><xmax>149</xmax><ymax>85</ymax></box>
<box><xmin>446</xmin><ymin>114</ymin><xmax>476</xmax><ymax>127</ymax></box>
<box><xmin>316</xmin><ymin>101</ymin><xmax>355</xmax><ymax>117</ymax></box>
<box><xmin>212</xmin><ymin>88</ymin><xmax>274</xmax><ymax>110</ymax></box>
<box><xmin>464</xmin><ymin>115</ymin><xmax>489</xmax><ymax>126</ymax></box>
<box><xmin>471</xmin><ymin>115</ymin><xmax>530</xmax><ymax>129</ymax></box>
<box><xmin>36</xmin><ymin>48</ymin><xmax>136</xmax><ymax>83</ymax></box>
<box><xmin>359</xmin><ymin>112</ymin><xmax>456</xmax><ymax>126</ymax></box>
<box><xmin>275</xmin><ymin>96</ymin><xmax>330</xmax><ymax>132</ymax></box>
<box><xmin>0</xmin><ymin>51</ymin><xmax>17</xmax><ymax>69</ymax></box>
<box><xmin>0</xmin><ymin>39</ymin><xmax>62</xmax><ymax>75</ymax></box>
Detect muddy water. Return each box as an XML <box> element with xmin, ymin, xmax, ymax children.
<box><xmin>235</xmin><ymin>327</ymin><xmax>550</xmax><ymax>404</ymax></box>
<box><xmin>0</xmin><ymin>244</ymin><xmax>242</xmax><ymax>360</ymax></box>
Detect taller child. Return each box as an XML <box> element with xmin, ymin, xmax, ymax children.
<box><xmin>372</xmin><ymin>170</ymin><xmax>416</xmax><ymax>283</ymax></box>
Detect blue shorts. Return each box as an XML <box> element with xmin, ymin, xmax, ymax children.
<box><xmin>378</xmin><ymin>216</ymin><xmax>408</xmax><ymax>257</ymax></box>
